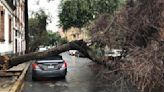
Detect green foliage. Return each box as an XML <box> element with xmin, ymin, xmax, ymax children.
<box><xmin>28</xmin><ymin>9</ymin><xmax>48</xmax><ymax>51</ymax></box>
<box><xmin>29</xmin><ymin>9</ymin><xmax>47</xmax><ymax>36</ymax></box>
<box><xmin>44</xmin><ymin>32</ymin><xmax>68</xmax><ymax>46</ymax></box>
<box><xmin>59</xmin><ymin>37</ymin><xmax>68</xmax><ymax>44</ymax></box>
<box><xmin>28</xmin><ymin>9</ymin><xmax>67</xmax><ymax>51</ymax></box>
<box><xmin>59</xmin><ymin>0</ymin><xmax>93</xmax><ymax>30</ymax></box>
<box><xmin>93</xmin><ymin>0</ymin><xmax>122</xmax><ymax>14</ymax></box>
<box><xmin>59</xmin><ymin>0</ymin><xmax>123</xmax><ymax>30</ymax></box>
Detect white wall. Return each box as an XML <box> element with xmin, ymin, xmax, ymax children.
<box><xmin>0</xmin><ymin>0</ymin><xmax>25</xmax><ymax>55</ymax></box>
<box><xmin>0</xmin><ymin>1</ymin><xmax>14</xmax><ymax>55</ymax></box>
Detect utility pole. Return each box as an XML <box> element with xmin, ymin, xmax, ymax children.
<box><xmin>25</xmin><ymin>0</ymin><xmax>29</xmax><ymax>53</ymax></box>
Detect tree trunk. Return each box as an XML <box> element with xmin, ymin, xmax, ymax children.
<box><xmin>0</xmin><ymin>40</ymin><xmax>91</xmax><ymax>70</ymax></box>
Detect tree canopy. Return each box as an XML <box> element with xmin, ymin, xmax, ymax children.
<box><xmin>28</xmin><ymin>9</ymin><xmax>68</xmax><ymax>51</ymax></box>
<box><xmin>28</xmin><ymin>9</ymin><xmax>48</xmax><ymax>51</ymax></box>
<box><xmin>44</xmin><ymin>31</ymin><xmax>67</xmax><ymax>46</ymax></box>
<box><xmin>59</xmin><ymin>0</ymin><xmax>123</xmax><ymax>30</ymax></box>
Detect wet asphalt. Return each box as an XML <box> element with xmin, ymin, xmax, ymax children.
<box><xmin>22</xmin><ymin>52</ymin><xmax>133</xmax><ymax>92</ymax></box>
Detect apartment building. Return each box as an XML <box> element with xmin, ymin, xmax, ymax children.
<box><xmin>0</xmin><ymin>0</ymin><xmax>25</xmax><ymax>55</ymax></box>
<box><xmin>13</xmin><ymin>0</ymin><xmax>25</xmax><ymax>54</ymax></box>
<box><xmin>58</xmin><ymin>27</ymin><xmax>90</xmax><ymax>42</ymax></box>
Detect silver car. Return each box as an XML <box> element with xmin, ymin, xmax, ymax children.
<box><xmin>69</xmin><ymin>50</ymin><xmax>85</xmax><ymax>57</ymax></box>
<box><xmin>32</xmin><ymin>55</ymin><xmax>67</xmax><ymax>81</ymax></box>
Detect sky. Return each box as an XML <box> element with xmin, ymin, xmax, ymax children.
<box><xmin>28</xmin><ymin>0</ymin><xmax>61</xmax><ymax>32</ymax></box>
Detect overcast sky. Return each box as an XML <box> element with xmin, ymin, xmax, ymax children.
<box><xmin>28</xmin><ymin>0</ymin><xmax>61</xmax><ymax>32</ymax></box>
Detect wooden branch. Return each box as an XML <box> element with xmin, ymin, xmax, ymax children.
<box><xmin>0</xmin><ymin>40</ymin><xmax>89</xmax><ymax>70</ymax></box>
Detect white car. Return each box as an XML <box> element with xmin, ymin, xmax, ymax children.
<box><xmin>69</xmin><ymin>50</ymin><xmax>79</xmax><ymax>56</ymax></box>
<box><xmin>105</xmin><ymin>49</ymin><xmax>122</xmax><ymax>57</ymax></box>
<box><xmin>38</xmin><ymin>47</ymin><xmax>48</xmax><ymax>52</ymax></box>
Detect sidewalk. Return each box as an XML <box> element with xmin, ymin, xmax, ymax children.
<box><xmin>0</xmin><ymin>62</ymin><xmax>31</xmax><ymax>92</ymax></box>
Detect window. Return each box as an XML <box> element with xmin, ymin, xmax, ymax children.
<box><xmin>9</xmin><ymin>16</ymin><xmax>12</xmax><ymax>43</ymax></box>
<box><xmin>0</xmin><ymin>8</ymin><xmax>5</xmax><ymax>42</ymax></box>
<box><xmin>15</xmin><ymin>30</ymin><xmax>18</xmax><ymax>36</ymax></box>
<box><xmin>15</xmin><ymin>39</ymin><xmax>17</xmax><ymax>53</ymax></box>
<box><xmin>73</xmin><ymin>34</ymin><xmax>76</xmax><ymax>38</ymax></box>
<box><xmin>13</xmin><ymin>0</ymin><xmax>16</xmax><ymax>6</ymax></box>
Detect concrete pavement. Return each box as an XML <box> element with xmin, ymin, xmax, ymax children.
<box><xmin>0</xmin><ymin>62</ymin><xmax>31</xmax><ymax>92</ymax></box>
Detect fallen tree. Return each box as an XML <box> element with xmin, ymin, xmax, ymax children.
<box><xmin>0</xmin><ymin>40</ymin><xmax>91</xmax><ymax>70</ymax></box>
<box><xmin>0</xmin><ymin>39</ymin><xmax>110</xmax><ymax>70</ymax></box>
<box><xmin>87</xmin><ymin>0</ymin><xmax>164</xmax><ymax>92</ymax></box>
<box><xmin>112</xmin><ymin>0</ymin><xmax>164</xmax><ymax>92</ymax></box>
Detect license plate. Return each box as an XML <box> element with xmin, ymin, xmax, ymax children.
<box><xmin>48</xmin><ymin>65</ymin><xmax>54</xmax><ymax>68</ymax></box>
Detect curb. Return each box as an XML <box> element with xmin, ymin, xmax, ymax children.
<box><xmin>9</xmin><ymin>62</ymin><xmax>31</xmax><ymax>92</ymax></box>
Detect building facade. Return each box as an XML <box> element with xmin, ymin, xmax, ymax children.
<box><xmin>58</xmin><ymin>27</ymin><xmax>90</xmax><ymax>42</ymax></box>
<box><xmin>0</xmin><ymin>0</ymin><xmax>25</xmax><ymax>55</ymax></box>
<box><xmin>13</xmin><ymin>0</ymin><xmax>26</xmax><ymax>54</ymax></box>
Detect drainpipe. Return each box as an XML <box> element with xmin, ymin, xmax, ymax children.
<box><xmin>25</xmin><ymin>0</ymin><xmax>29</xmax><ymax>53</ymax></box>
